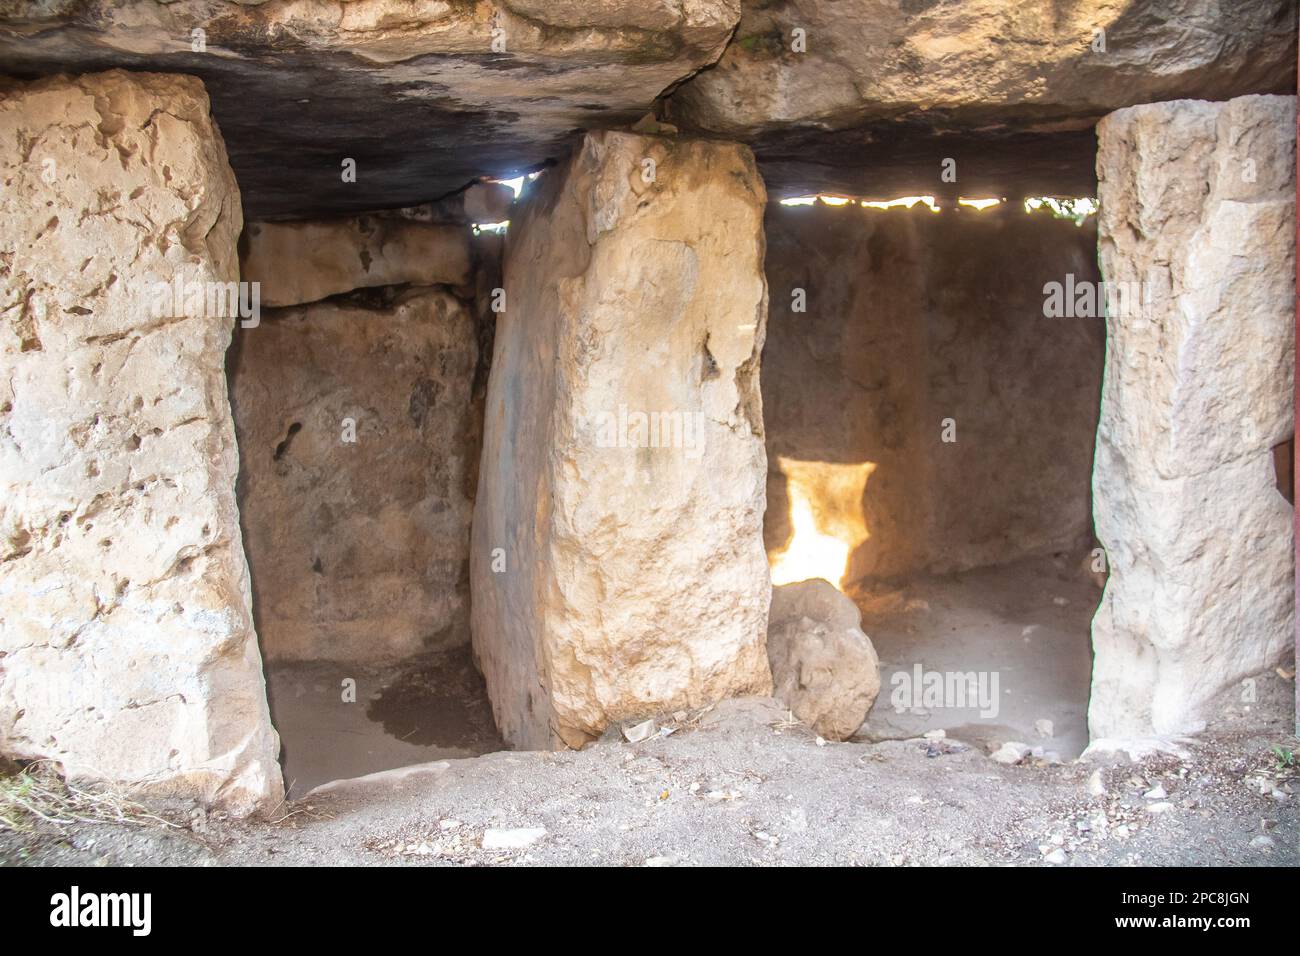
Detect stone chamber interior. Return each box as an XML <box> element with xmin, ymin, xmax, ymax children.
<box><xmin>232</xmin><ymin>172</ymin><xmax>1112</xmax><ymax>794</ymax></box>
<box><xmin>0</xmin><ymin>2</ymin><xmax>1294</xmax><ymax>816</ymax></box>
<box><xmin>229</xmin><ymin>146</ymin><xmax>1295</xmax><ymax>792</ymax></box>
<box><xmin>762</xmin><ymin>196</ymin><xmax>1107</xmax><ymax>757</ymax></box>
<box><xmin>225</xmin><ymin>215</ymin><xmax>511</xmax><ymax>797</ymax></box>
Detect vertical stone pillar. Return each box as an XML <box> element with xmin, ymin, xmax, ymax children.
<box><xmin>0</xmin><ymin>72</ymin><xmax>282</xmax><ymax>812</ymax></box>
<box><xmin>1090</xmin><ymin>94</ymin><xmax>1296</xmax><ymax>738</ymax></box>
<box><xmin>471</xmin><ymin>131</ymin><xmax>773</xmax><ymax>749</ymax></box>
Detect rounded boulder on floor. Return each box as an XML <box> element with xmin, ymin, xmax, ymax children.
<box><xmin>767</xmin><ymin>579</ymin><xmax>882</xmax><ymax>740</ymax></box>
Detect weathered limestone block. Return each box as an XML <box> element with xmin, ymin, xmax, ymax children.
<box><xmin>462</xmin><ymin>182</ymin><xmax>515</xmax><ymax>225</ymax></box>
<box><xmin>241</xmin><ymin>218</ymin><xmax>471</xmax><ymax>307</ymax></box>
<box><xmin>0</xmin><ymin>71</ymin><xmax>281</xmax><ymax>813</ymax></box>
<box><xmin>230</xmin><ymin>288</ymin><xmax>478</xmax><ymax>662</ymax></box>
<box><xmin>1090</xmin><ymin>94</ymin><xmax>1296</xmax><ymax>739</ymax></box>
<box><xmin>672</xmin><ymin>1</ymin><xmax>1295</xmax><ymax>136</ymax></box>
<box><xmin>471</xmin><ymin>131</ymin><xmax>773</xmax><ymax>749</ymax></box>
<box><xmin>0</xmin><ymin>0</ymin><xmax>743</xmax><ymax>218</ymax></box>
<box><xmin>768</xmin><ymin>579</ymin><xmax>881</xmax><ymax>740</ymax></box>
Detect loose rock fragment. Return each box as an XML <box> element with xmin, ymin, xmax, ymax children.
<box><xmin>767</xmin><ymin>579</ymin><xmax>882</xmax><ymax>741</ymax></box>
<box><xmin>991</xmin><ymin>742</ymin><xmax>1032</xmax><ymax>766</ymax></box>
<box><xmin>482</xmin><ymin>828</ymin><xmax>547</xmax><ymax>850</ymax></box>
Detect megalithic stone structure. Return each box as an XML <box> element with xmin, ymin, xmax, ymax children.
<box><xmin>471</xmin><ymin>131</ymin><xmax>774</xmax><ymax>749</ymax></box>
<box><xmin>1089</xmin><ymin>94</ymin><xmax>1297</xmax><ymax>739</ymax></box>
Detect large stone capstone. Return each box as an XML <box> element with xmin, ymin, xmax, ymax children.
<box><xmin>1089</xmin><ymin>93</ymin><xmax>1296</xmax><ymax>739</ymax></box>
<box><xmin>0</xmin><ymin>70</ymin><xmax>282</xmax><ymax>813</ymax></box>
<box><xmin>0</xmin><ymin>0</ymin><xmax>743</xmax><ymax>218</ymax></box>
<box><xmin>667</xmin><ymin>0</ymin><xmax>1297</xmax><ymax>199</ymax></box>
<box><xmin>3</xmin><ymin>3</ymin><xmax>1291</xmax><ymax>213</ymax></box>
<box><xmin>471</xmin><ymin>130</ymin><xmax>774</xmax><ymax>749</ymax></box>
<box><xmin>230</xmin><ymin>287</ymin><xmax>479</xmax><ymax>663</ymax></box>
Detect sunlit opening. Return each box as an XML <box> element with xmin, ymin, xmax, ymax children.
<box><xmin>494</xmin><ymin>175</ymin><xmax>525</xmax><ymax>197</ymax></box>
<box><xmin>860</xmin><ymin>195</ymin><xmax>940</xmax><ymax>212</ymax></box>
<box><xmin>768</xmin><ymin>457</ymin><xmax>875</xmax><ymax>590</ymax></box>
<box><xmin>779</xmin><ymin>194</ymin><xmax>854</xmax><ymax>207</ymax></box>
<box><xmin>775</xmin><ymin>195</ymin><xmax>1098</xmax><ymax>218</ymax></box>
<box><xmin>472</xmin><ymin>220</ymin><xmax>509</xmax><ymax>235</ymax></box>
<box><xmin>775</xmin><ymin>194</ymin><xmax>942</xmax><ymax>212</ymax></box>
<box><xmin>489</xmin><ymin>169</ymin><xmax>544</xmax><ymax>200</ymax></box>
<box><xmin>1023</xmin><ymin>196</ymin><xmax>1098</xmax><ymax>225</ymax></box>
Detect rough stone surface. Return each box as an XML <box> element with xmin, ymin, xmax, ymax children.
<box><xmin>471</xmin><ymin>131</ymin><xmax>773</xmax><ymax>750</ymax></box>
<box><xmin>1089</xmin><ymin>94</ymin><xmax>1296</xmax><ymax>739</ymax></box>
<box><xmin>230</xmin><ymin>287</ymin><xmax>478</xmax><ymax>663</ymax></box>
<box><xmin>0</xmin><ymin>70</ymin><xmax>282</xmax><ymax>813</ymax></box>
<box><xmin>677</xmin><ymin>1</ymin><xmax>1296</xmax><ymax>133</ymax></box>
<box><xmin>0</xmin><ymin>0</ymin><xmax>742</xmax><ymax>218</ymax></box>
<box><xmin>240</xmin><ymin>218</ymin><xmax>471</xmax><ymax>307</ymax></box>
<box><xmin>763</xmin><ymin>202</ymin><xmax>1105</xmax><ymax>585</ymax></box>
<box><xmin>463</xmin><ymin>182</ymin><xmax>515</xmax><ymax>225</ymax></box>
<box><xmin>668</xmin><ymin>0</ymin><xmax>1296</xmax><ymax>198</ymax></box>
<box><xmin>2</xmin><ymin>4</ymin><xmax>1293</xmax><ymax>213</ymax></box>
<box><xmin>768</xmin><ymin>579</ymin><xmax>880</xmax><ymax>740</ymax></box>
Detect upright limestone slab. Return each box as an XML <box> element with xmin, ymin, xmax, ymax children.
<box><xmin>0</xmin><ymin>71</ymin><xmax>282</xmax><ymax>812</ymax></box>
<box><xmin>472</xmin><ymin>131</ymin><xmax>773</xmax><ymax>748</ymax></box>
<box><xmin>1090</xmin><ymin>94</ymin><xmax>1296</xmax><ymax>739</ymax></box>
<box><xmin>231</xmin><ymin>288</ymin><xmax>479</xmax><ymax>662</ymax></box>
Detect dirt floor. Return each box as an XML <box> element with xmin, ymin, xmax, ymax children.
<box><xmin>265</xmin><ymin>553</ymin><xmax>1100</xmax><ymax>802</ymax></box>
<box><xmin>2</xmin><ymin>679</ymin><xmax>1296</xmax><ymax>867</ymax></box>
<box><xmin>265</xmin><ymin>647</ymin><xmax>504</xmax><ymax>798</ymax></box>
<box><xmin>854</xmin><ymin>553</ymin><xmax>1099</xmax><ymax>758</ymax></box>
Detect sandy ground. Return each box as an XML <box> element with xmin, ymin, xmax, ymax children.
<box><xmin>266</xmin><ymin>647</ymin><xmax>504</xmax><ymax>798</ymax></box>
<box><xmin>2</xmin><ymin>688</ymin><xmax>1296</xmax><ymax>867</ymax></box>
<box><xmin>264</xmin><ymin>554</ymin><xmax>1099</xmax><ymax>803</ymax></box>
<box><xmin>856</xmin><ymin>553</ymin><xmax>1098</xmax><ymax>757</ymax></box>
<box><xmin>2</xmin><ymin>556</ymin><xmax>1294</xmax><ymax>867</ymax></box>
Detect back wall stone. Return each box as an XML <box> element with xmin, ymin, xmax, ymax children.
<box><xmin>762</xmin><ymin>202</ymin><xmax>1105</xmax><ymax>586</ymax></box>
<box><xmin>230</xmin><ymin>287</ymin><xmax>479</xmax><ymax>663</ymax></box>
